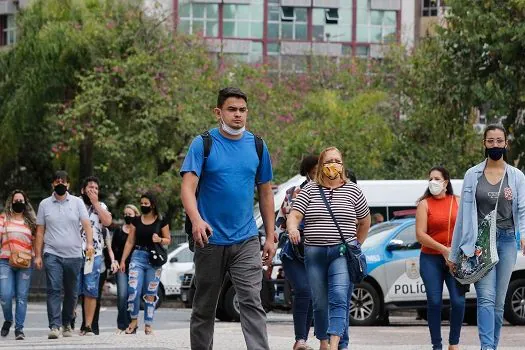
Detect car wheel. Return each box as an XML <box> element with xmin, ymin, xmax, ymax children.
<box><xmin>223</xmin><ymin>286</ymin><xmax>241</xmax><ymax>322</ymax></box>
<box><xmin>349</xmin><ymin>282</ymin><xmax>381</xmax><ymax>326</ymax></box>
<box><xmin>216</xmin><ymin>304</ymin><xmax>231</xmax><ymax>322</ymax></box>
<box><xmin>504</xmin><ymin>278</ymin><xmax>525</xmax><ymax>325</ymax></box>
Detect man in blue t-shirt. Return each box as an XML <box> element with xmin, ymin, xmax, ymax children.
<box><xmin>181</xmin><ymin>87</ymin><xmax>276</xmax><ymax>350</ymax></box>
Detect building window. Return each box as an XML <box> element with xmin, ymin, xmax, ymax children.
<box><xmin>178</xmin><ymin>1</ymin><xmax>219</xmax><ymax>37</ymax></box>
<box><xmin>1</xmin><ymin>15</ymin><xmax>16</xmax><ymax>46</ymax></box>
<box><xmin>268</xmin><ymin>2</ymin><xmax>307</xmax><ymax>41</ymax></box>
<box><xmin>313</xmin><ymin>3</ymin><xmax>352</xmax><ymax>42</ymax></box>
<box><xmin>223</xmin><ymin>2</ymin><xmax>264</xmax><ymax>39</ymax></box>
<box><xmin>356</xmin><ymin>0</ymin><xmax>396</xmax><ymax>43</ymax></box>
<box><xmin>223</xmin><ymin>41</ymin><xmax>263</xmax><ymax>65</ymax></box>
<box><xmin>422</xmin><ymin>0</ymin><xmax>443</xmax><ymax>17</ymax></box>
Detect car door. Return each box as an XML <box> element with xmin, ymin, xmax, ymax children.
<box><xmin>381</xmin><ymin>223</ymin><xmax>427</xmax><ymax>303</ymax></box>
<box><xmin>161</xmin><ymin>245</ymin><xmax>194</xmax><ymax>296</ymax></box>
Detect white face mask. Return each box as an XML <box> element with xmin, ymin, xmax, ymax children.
<box><xmin>220</xmin><ymin>116</ymin><xmax>245</xmax><ymax>136</ymax></box>
<box><xmin>428</xmin><ymin>180</ymin><xmax>445</xmax><ymax>196</ymax></box>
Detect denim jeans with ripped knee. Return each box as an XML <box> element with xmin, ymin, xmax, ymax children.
<box><xmin>0</xmin><ymin>259</ymin><xmax>32</xmax><ymax>331</ymax></box>
<box><xmin>127</xmin><ymin>250</ymin><xmax>161</xmax><ymax>326</ymax></box>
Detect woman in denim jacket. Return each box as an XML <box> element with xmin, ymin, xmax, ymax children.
<box><xmin>449</xmin><ymin>124</ymin><xmax>525</xmax><ymax>350</ymax></box>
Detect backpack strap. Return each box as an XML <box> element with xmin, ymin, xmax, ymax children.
<box><xmin>201</xmin><ymin>131</ymin><xmax>212</xmax><ymax>164</ymax></box>
<box><xmin>254</xmin><ymin>134</ymin><xmax>264</xmax><ymax>183</ymax></box>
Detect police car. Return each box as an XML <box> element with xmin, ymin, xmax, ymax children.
<box><xmin>351</xmin><ymin>218</ymin><xmax>525</xmax><ymax>326</ymax></box>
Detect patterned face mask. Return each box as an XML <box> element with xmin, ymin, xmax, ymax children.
<box><xmin>322</xmin><ymin>162</ymin><xmax>343</xmax><ymax>180</ymax></box>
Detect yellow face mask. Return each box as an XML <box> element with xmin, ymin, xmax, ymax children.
<box><xmin>322</xmin><ymin>163</ymin><xmax>343</xmax><ymax>180</ymax></box>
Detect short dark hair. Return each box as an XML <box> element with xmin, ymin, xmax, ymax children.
<box><xmin>299</xmin><ymin>155</ymin><xmax>319</xmax><ymax>177</ymax></box>
<box><xmin>217</xmin><ymin>87</ymin><xmax>247</xmax><ymax>108</ymax></box>
<box><xmin>483</xmin><ymin>124</ymin><xmax>508</xmax><ymax>141</ymax></box>
<box><xmin>81</xmin><ymin>176</ymin><xmax>99</xmax><ymax>190</ymax></box>
<box><xmin>52</xmin><ymin>170</ymin><xmax>69</xmax><ymax>183</ymax></box>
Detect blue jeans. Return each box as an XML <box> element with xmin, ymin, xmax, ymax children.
<box><xmin>420</xmin><ymin>252</ymin><xmax>465</xmax><ymax>349</ymax></box>
<box><xmin>305</xmin><ymin>245</ymin><xmax>351</xmax><ymax>342</ymax></box>
<box><xmin>116</xmin><ymin>271</ymin><xmax>131</xmax><ymax>330</ymax></box>
<box><xmin>282</xmin><ymin>255</ymin><xmax>313</xmax><ymax>342</ymax></box>
<box><xmin>43</xmin><ymin>252</ymin><xmax>83</xmax><ymax>329</ymax></box>
<box><xmin>0</xmin><ymin>259</ymin><xmax>32</xmax><ymax>331</ymax></box>
<box><xmin>127</xmin><ymin>250</ymin><xmax>161</xmax><ymax>326</ymax></box>
<box><xmin>475</xmin><ymin>227</ymin><xmax>517</xmax><ymax>350</ymax></box>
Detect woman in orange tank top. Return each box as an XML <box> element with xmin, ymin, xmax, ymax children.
<box><xmin>416</xmin><ymin>166</ymin><xmax>465</xmax><ymax>350</ymax></box>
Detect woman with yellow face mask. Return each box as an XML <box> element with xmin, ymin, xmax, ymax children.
<box><xmin>287</xmin><ymin>147</ymin><xmax>371</xmax><ymax>350</ymax></box>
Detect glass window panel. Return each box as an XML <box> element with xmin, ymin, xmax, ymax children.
<box><xmin>251</xmin><ymin>22</ymin><xmax>263</xmax><ymax>39</ymax></box>
<box><xmin>282</xmin><ymin>22</ymin><xmax>294</xmax><ymax>39</ymax></box>
<box><xmin>179</xmin><ymin>4</ymin><xmax>190</xmax><ymax>18</ymax></box>
<box><xmin>325</xmin><ymin>25</ymin><xmax>339</xmax><ymax>41</ymax></box>
<box><xmin>206</xmin><ymin>21</ymin><xmax>218</xmax><ymax>37</ymax></box>
<box><xmin>268</xmin><ymin>7</ymin><xmax>280</xmax><ymax>21</ymax></box>
<box><xmin>251</xmin><ymin>5</ymin><xmax>264</xmax><ymax>21</ymax></box>
<box><xmin>178</xmin><ymin>19</ymin><xmax>191</xmax><ymax>34</ymax></box>
<box><xmin>357</xmin><ymin>0</ymin><xmax>368</xmax><ymax>9</ymax></box>
<box><xmin>342</xmin><ymin>45</ymin><xmax>352</xmax><ymax>56</ymax></box>
<box><xmin>207</xmin><ymin>4</ymin><xmax>218</xmax><ymax>19</ymax></box>
<box><xmin>249</xmin><ymin>51</ymin><xmax>263</xmax><ymax>64</ymax></box>
<box><xmin>252</xmin><ymin>42</ymin><xmax>263</xmax><ymax>53</ymax></box>
<box><xmin>313</xmin><ymin>9</ymin><xmax>325</xmax><ymax>25</ymax></box>
<box><xmin>383</xmin><ymin>26</ymin><xmax>396</xmax><ymax>42</ymax></box>
<box><xmin>193</xmin><ymin>4</ymin><xmax>205</xmax><ymax>19</ymax></box>
<box><xmin>223</xmin><ymin>21</ymin><xmax>236</xmax><ymax>37</ymax></box>
<box><xmin>238</xmin><ymin>5</ymin><xmax>251</xmax><ymax>19</ymax></box>
<box><xmin>223</xmin><ymin>5</ymin><xmax>236</xmax><ymax>19</ymax></box>
<box><xmin>356</xmin><ymin>25</ymin><xmax>368</xmax><ymax>42</ymax></box>
<box><xmin>193</xmin><ymin>20</ymin><xmax>205</xmax><ymax>34</ymax></box>
<box><xmin>370</xmin><ymin>27</ymin><xmax>382</xmax><ymax>43</ymax></box>
<box><xmin>370</xmin><ymin>11</ymin><xmax>383</xmax><ymax>25</ymax></box>
<box><xmin>267</xmin><ymin>43</ymin><xmax>280</xmax><ymax>53</ymax></box>
<box><xmin>313</xmin><ymin>25</ymin><xmax>324</xmax><ymax>41</ymax></box>
<box><xmin>383</xmin><ymin>11</ymin><xmax>396</xmax><ymax>26</ymax></box>
<box><xmin>356</xmin><ymin>46</ymin><xmax>369</xmax><ymax>57</ymax></box>
<box><xmin>296</xmin><ymin>24</ymin><xmax>307</xmax><ymax>40</ymax></box>
<box><xmin>339</xmin><ymin>25</ymin><xmax>352</xmax><ymax>41</ymax></box>
<box><xmin>296</xmin><ymin>8</ymin><xmax>307</xmax><ymax>22</ymax></box>
<box><xmin>236</xmin><ymin>21</ymin><xmax>250</xmax><ymax>38</ymax></box>
<box><xmin>268</xmin><ymin>23</ymin><xmax>279</xmax><ymax>39</ymax></box>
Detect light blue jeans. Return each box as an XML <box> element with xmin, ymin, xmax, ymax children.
<box><xmin>127</xmin><ymin>250</ymin><xmax>161</xmax><ymax>326</ymax></box>
<box><xmin>305</xmin><ymin>245</ymin><xmax>351</xmax><ymax>344</ymax></box>
<box><xmin>474</xmin><ymin>227</ymin><xmax>517</xmax><ymax>350</ymax></box>
<box><xmin>0</xmin><ymin>259</ymin><xmax>32</xmax><ymax>331</ymax></box>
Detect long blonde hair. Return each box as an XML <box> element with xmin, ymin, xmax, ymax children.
<box><xmin>3</xmin><ymin>189</ymin><xmax>37</xmax><ymax>234</ymax></box>
<box><xmin>314</xmin><ymin>147</ymin><xmax>348</xmax><ymax>187</ymax></box>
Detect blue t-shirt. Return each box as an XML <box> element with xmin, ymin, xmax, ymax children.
<box><xmin>180</xmin><ymin>128</ymin><xmax>273</xmax><ymax>245</ymax></box>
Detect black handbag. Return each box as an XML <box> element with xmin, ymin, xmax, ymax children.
<box><xmin>148</xmin><ymin>221</ymin><xmax>168</xmax><ymax>268</ymax></box>
<box><xmin>318</xmin><ymin>185</ymin><xmax>367</xmax><ymax>284</ymax></box>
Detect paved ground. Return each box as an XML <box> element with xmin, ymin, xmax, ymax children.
<box><xmin>0</xmin><ymin>303</ymin><xmax>523</xmax><ymax>349</ymax></box>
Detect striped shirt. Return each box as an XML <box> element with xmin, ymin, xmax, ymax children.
<box><xmin>0</xmin><ymin>214</ymin><xmax>33</xmax><ymax>259</ymax></box>
<box><xmin>292</xmin><ymin>181</ymin><xmax>370</xmax><ymax>246</ymax></box>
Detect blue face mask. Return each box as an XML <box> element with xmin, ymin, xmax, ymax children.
<box><xmin>485</xmin><ymin>147</ymin><xmax>506</xmax><ymax>161</ymax></box>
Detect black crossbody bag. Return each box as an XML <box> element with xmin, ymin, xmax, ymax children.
<box><xmin>318</xmin><ymin>185</ymin><xmax>367</xmax><ymax>284</ymax></box>
<box><xmin>148</xmin><ymin>221</ymin><xmax>168</xmax><ymax>268</ymax></box>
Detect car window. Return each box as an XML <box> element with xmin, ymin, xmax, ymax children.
<box><xmin>175</xmin><ymin>247</ymin><xmax>194</xmax><ymax>263</ymax></box>
<box><xmin>393</xmin><ymin>224</ymin><xmax>418</xmax><ymax>248</ymax></box>
<box><xmin>362</xmin><ymin>222</ymin><xmax>402</xmax><ymax>249</ymax></box>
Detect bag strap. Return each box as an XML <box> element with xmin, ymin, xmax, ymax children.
<box><xmin>318</xmin><ymin>184</ymin><xmax>346</xmax><ymax>244</ymax></box>
<box><xmin>447</xmin><ymin>196</ymin><xmax>455</xmax><ymax>246</ymax></box>
<box><xmin>494</xmin><ymin>170</ymin><xmax>506</xmax><ymax>212</ymax></box>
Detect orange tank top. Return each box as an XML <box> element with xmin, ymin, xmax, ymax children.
<box><xmin>421</xmin><ymin>195</ymin><xmax>458</xmax><ymax>255</ymax></box>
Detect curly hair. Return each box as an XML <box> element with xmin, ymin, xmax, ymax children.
<box><xmin>3</xmin><ymin>189</ymin><xmax>37</xmax><ymax>234</ymax></box>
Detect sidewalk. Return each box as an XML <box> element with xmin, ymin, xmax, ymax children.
<box><xmin>0</xmin><ymin>323</ymin><xmax>522</xmax><ymax>350</ymax></box>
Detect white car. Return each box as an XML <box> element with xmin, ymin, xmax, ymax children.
<box><xmin>160</xmin><ymin>242</ymin><xmax>194</xmax><ymax>298</ymax></box>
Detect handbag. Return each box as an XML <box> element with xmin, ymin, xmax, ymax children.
<box><xmin>4</xmin><ymin>219</ymin><xmax>32</xmax><ymax>269</ymax></box>
<box><xmin>148</xmin><ymin>221</ymin><xmax>168</xmax><ymax>268</ymax></box>
<box><xmin>318</xmin><ymin>185</ymin><xmax>367</xmax><ymax>284</ymax></box>
<box><xmin>453</xmin><ymin>175</ymin><xmax>504</xmax><ymax>284</ymax></box>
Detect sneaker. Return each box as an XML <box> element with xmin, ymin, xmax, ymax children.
<box><xmin>83</xmin><ymin>325</ymin><xmax>94</xmax><ymax>336</ymax></box>
<box><xmin>14</xmin><ymin>330</ymin><xmax>24</xmax><ymax>340</ymax></box>
<box><xmin>1</xmin><ymin>321</ymin><xmax>12</xmax><ymax>337</ymax></box>
<box><xmin>62</xmin><ymin>325</ymin><xmax>73</xmax><ymax>337</ymax></box>
<box><xmin>48</xmin><ymin>327</ymin><xmax>60</xmax><ymax>339</ymax></box>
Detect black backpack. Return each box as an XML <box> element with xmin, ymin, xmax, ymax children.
<box><xmin>185</xmin><ymin>131</ymin><xmax>264</xmax><ymax>251</ymax></box>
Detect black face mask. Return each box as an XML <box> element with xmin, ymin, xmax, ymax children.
<box><xmin>485</xmin><ymin>147</ymin><xmax>506</xmax><ymax>161</ymax></box>
<box><xmin>124</xmin><ymin>216</ymin><xmax>133</xmax><ymax>225</ymax></box>
<box><xmin>54</xmin><ymin>184</ymin><xmax>67</xmax><ymax>196</ymax></box>
<box><xmin>141</xmin><ymin>206</ymin><xmax>152</xmax><ymax>215</ymax></box>
<box><xmin>12</xmin><ymin>202</ymin><xmax>26</xmax><ymax>214</ymax></box>
<box><xmin>81</xmin><ymin>193</ymin><xmax>92</xmax><ymax>206</ymax></box>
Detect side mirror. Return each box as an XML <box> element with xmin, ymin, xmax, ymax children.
<box><xmin>170</xmin><ymin>256</ymin><xmax>178</xmax><ymax>263</ymax></box>
<box><xmin>386</xmin><ymin>239</ymin><xmax>406</xmax><ymax>251</ymax></box>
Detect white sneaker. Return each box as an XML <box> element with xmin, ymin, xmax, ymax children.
<box><xmin>48</xmin><ymin>328</ymin><xmax>60</xmax><ymax>339</ymax></box>
<box><xmin>62</xmin><ymin>325</ymin><xmax>73</xmax><ymax>337</ymax></box>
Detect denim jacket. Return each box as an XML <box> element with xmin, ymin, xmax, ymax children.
<box><xmin>449</xmin><ymin>160</ymin><xmax>525</xmax><ymax>262</ymax></box>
